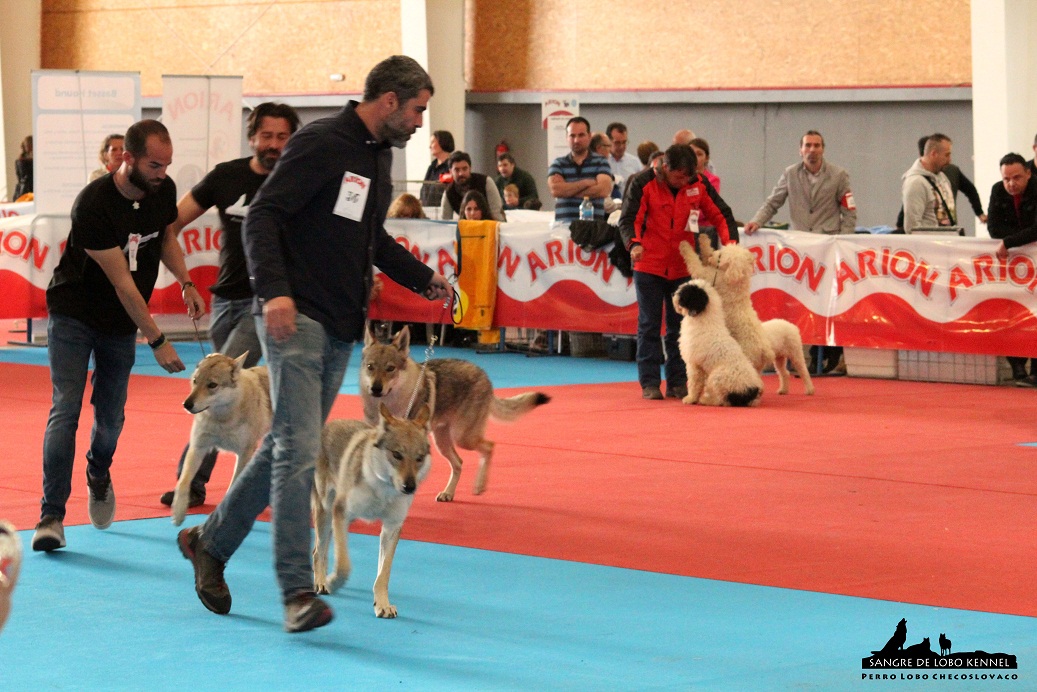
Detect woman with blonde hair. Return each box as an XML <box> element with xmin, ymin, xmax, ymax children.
<box><xmin>387</xmin><ymin>192</ymin><xmax>427</xmax><ymax>219</ymax></box>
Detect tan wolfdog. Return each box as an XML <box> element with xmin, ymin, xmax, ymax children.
<box><xmin>173</xmin><ymin>352</ymin><xmax>271</xmax><ymax>525</ymax></box>
<box><xmin>312</xmin><ymin>403</ymin><xmax>432</xmax><ymax>618</ymax></box>
<box><xmin>360</xmin><ymin>325</ymin><xmax>550</xmax><ymax>502</ymax></box>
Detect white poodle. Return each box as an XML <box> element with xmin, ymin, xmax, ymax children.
<box><xmin>672</xmin><ymin>279</ymin><xmax>763</xmax><ymax>407</ymax></box>
<box><xmin>679</xmin><ymin>236</ymin><xmax>814</xmax><ymax>396</ymax></box>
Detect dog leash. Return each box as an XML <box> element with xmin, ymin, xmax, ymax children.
<box><xmin>405</xmin><ymin>334</ymin><xmax>437</xmax><ymax>418</ymax></box>
<box><xmin>403</xmin><ymin>289</ymin><xmax>456</xmax><ymax>417</ymax></box>
<box><xmin>191</xmin><ymin>318</ymin><xmax>209</xmax><ymax>358</ymax></box>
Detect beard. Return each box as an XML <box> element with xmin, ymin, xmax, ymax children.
<box><xmin>256</xmin><ymin>147</ymin><xmax>281</xmax><ymax>171</ymax></box>
<box><xmin>382</xmin><ymin>110</ymin><xmax>415</xmax><ymax>149</ymax></box>
<box><xmin>128</xmin><ymin>166</ymin><xmax>162</xmax><ymax>195</ymax></box>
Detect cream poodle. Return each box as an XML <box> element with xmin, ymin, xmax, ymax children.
<box><xmin>672</xmin><ymin>279</ymin><xmax>763</xmax><ymax>407</ymax></box>
<box><xmin>679</xmin><ymin>236</ymin><xmax>814</xmax><ymax>396</ymax></box>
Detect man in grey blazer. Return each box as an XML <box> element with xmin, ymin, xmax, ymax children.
<box><xmin>744</xmin><ymin>130</ymin><xmax>857</xmax><ymax>375</ymax></box>
<box><xmin>744</xmin><ymin>130</ymin><xmax>857</xmax><ymax>236</ymax></box>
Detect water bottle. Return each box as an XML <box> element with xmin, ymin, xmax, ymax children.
<box><xmin>579</xmin><ymin>196</ymin><xmax>593</xmax><ymax>221</ymax></box>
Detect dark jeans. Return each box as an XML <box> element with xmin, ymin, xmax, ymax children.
<box><xmin>201</xmin><ymin>314</ymin><xmax>353</xmax><ymax>601</ymax></box>
<box><xmin>634</xmin><ymin>271</ymin><xmax>686</xmax><ymax>390</ymax></box>
<box><xmin>41</xmin><ymin>314</ymin><xmax>136</xmax><ymax>520</ymax></box>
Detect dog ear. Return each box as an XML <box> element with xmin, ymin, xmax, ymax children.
<box><xmin>412</xmin><ymin>403</ymin><xmax>431</xmax><ymax>428</ymax></box>
<box><xmin>392</xmin><ymin>325</ymin><xmax>411</xmax><ymax>355</ymax></box>
<box><xmin>379</xmin><ymin>402</ymin><xmax>396</xmax><ymax>424</ymax></box>
<box><xmin>718</xmin><ymin>246</ymin><xmax>752</xmax><ymax>283</ymax></box>
<box><xmin>232</xmin><ymin>352</ymin><xmax>249</xmax><ymax>370</ymax></box>
<box><xmin>676</xmin><ymin>281</ymin><xmax>709</xmax><ymax>315</ymax></box>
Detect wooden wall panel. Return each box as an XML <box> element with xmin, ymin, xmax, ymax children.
<box><xmin>465</xmin><ymin>0</ymin><xmax>972</xmax><ymax>91</ymax></box>
<box><xmin>42</xmin><ymin>0</ymin><xmax>401</xmax><ymax>96</ymax></box>
<box><xmin>41</xmin><ymin>0</ymin><xmax>973</xmax><ymax>96</ymax></box>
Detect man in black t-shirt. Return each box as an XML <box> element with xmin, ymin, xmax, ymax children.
<box><xmin>33</xmin><ymin>120</ymin><xmax>205</xmax><ymax>553</ymax></box>
<box><xmin>157</xmin><ymin>103</ymin><xmax>300</xmax><ymax>510</ymax></box>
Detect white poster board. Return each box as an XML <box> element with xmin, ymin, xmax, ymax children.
<box><xmin>161</xmin><ymin>75</ymin><xmax>243</xmax><ymax>194</ymax></box>
<box><xmin>541</xmin><ymin>97</ymin><xmax>579</xmax><ymax>169</ymax></box>
<box><xmin>31</xmin><ymin>71</ymin><xmax>141</xmax><ymax>215</ymax></box>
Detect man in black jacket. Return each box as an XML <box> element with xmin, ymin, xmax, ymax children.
<box><xmin>176</xmin><ymin>56</ymin><xmax>451</xmax><ymax>633</ymax></box>
<box><xmin>987</xmin><ymin>152</ymin><xmax>1037</xmax><ymax>385</ymax></box>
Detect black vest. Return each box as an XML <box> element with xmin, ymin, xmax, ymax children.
<box><xmin>446</xmin><ymin>172</ymin><xmax>489</xmax><ymax>215</ymax></box>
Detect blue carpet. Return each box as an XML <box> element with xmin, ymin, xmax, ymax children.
<box><xmin>0</xmin><ymin>341</ymin><xmax>637</xmax><ymax>390</ymax></box>
<box><xmin>1</xmin><ymin>519</ymin><xmax>1032</xmax><ymax>691</ymax></box>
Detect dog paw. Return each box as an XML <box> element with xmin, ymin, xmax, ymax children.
<box><xmin>804</xmin><ymin>385</ymin><xmax>815</xmax><ymax>396</ymax></box>
<box><xmin>776</xmin><ymin>386</ymin><xmax>789</xmax><ymax>395</ymax></box>
<box><xmin>374</xmin><ymin>602</ymin><xmax>398</xmax><ymax>619</ymax></box>
<box><xmin>170</xmin><ymin>496</ymin><xmax>187</xmax><ymax>526</ymax></box>
<box><xmin>436</xmin><ymin>491</ymin><xmax>454</xmax><ymax>502</ymax></box>
<box><xmin>327</xmin><ymin>570</ymin><xmax>349</xmax><ymax>593</ymax></box>
<box><xmin>681</xmin><ymin>395</ymin><xmax>697</xmax><ymax>405</ymax></box>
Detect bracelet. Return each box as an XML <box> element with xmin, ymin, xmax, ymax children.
<box><xmin>180</xmin><ymin>281</ymin><xmax>196</xmax><ymax>292</ymax></box>
<box><xmin>148</xmin><ymin>333</ymin><xmax>167</xmax><ymax>350</ymax></box>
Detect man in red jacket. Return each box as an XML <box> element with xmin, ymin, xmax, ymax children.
<box><xmin>630</xmin><ymin>144</ymin><xmax>730</xmax><ymax>400</ymax></box>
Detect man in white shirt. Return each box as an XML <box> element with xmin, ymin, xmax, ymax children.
<box><xmin>606</xmin><ymin>122</ymin><xmax>642</xmax><ymax>196</ymax></box>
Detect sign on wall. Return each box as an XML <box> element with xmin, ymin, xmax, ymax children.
<box><xmin>31</xmin><ymin>70</ymin><xmax>141</xmax><ymax>215</ymax></box>
<box><xmin>161</xmin><ymin>75</ymin><xmax>243</xmax><ymax>193</ymax></box>
<box><xmin>542</xmin><ymin>97</ymin><xmax>579</xmax><ymax>169</ymax></box>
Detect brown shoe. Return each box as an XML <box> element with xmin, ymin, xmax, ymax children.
<box><xmin>178</xmin><ymin>527</ymin><xmax>231</xmax><ymax>615</ymax></box>
<box><xmin>642</xmin><ymin>385</ymin><xmax>663</xmax><ymax>400</ymax></box>
<box><xmin>284</xmin><ymin>592</ymin><xmax>334</xmax><ymax>633</ymax></box>
<box><xmin>666</xmin><ymin>384</ymin><xmax>688</xmax><ymax>399</ymax></box>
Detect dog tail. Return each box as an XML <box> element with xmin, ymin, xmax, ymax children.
<box><xmin>726</xmin><ymin>387</ymin><xmax>761</xmax><ymax>407</ymax></box>
<box><xmin>491</xmin><ymin>392</ymin><xmax>551</xmax><ymax>422</ymax></box>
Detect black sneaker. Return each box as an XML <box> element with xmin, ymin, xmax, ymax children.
<box><xmin>284</xmin><ymin>592</ymin><xmax>333</xmax><ymax>633</ymax></box>
<box><xmin>160</xmin><ymin>489</ymin><xmax>205</xmax><ymax>508</ymax></box>
<box><xmin>1014</xmin><ymin>375</ymin><xmax>1037</xmax><ymax>388</ymax></box>
<box><xmin>666</xmin><ymin>384</ymin><xmax>688</xmax><ymax>399</ymax></box>
<box><xmin>31</xmin><ymin>515</ymin><xmax>66</xmax><ymax>552</ymax></box>
<box><xmin>86</xmin><ymin>469</ymin><xmax>115</xmax><ymax>530</ymax></box>
<box><xmin>178</xmin><ymin>527</ymin><xmax>231</xmax><ymax>615</ymax></box>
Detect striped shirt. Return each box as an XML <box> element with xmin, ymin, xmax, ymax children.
<box><xmin>548</xmin><ymin>152</ymin><xmax>613</xmax><ymax>222</ymax></box>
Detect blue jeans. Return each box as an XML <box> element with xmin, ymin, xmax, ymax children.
<box><xmin>41</xmin><ymin>314</ymin><xmax>137</xmax><ymax>520</ymax></box>
<box><xmin>199</xmin><ymin>313</ymin><xmax>352</xmax><ymax>602</ymax></box>
<box><xmin>634</xmin><ymin>271</ymin><xmax>686</xmax><ymax>390</ymax></box>
<box><xmin>209</xmin><ymin>295</ymin><xmax>262</xmax><ymax>368</ymax></box>
<box><xmin>176</xmin><ymin>295</ymin><xmax>263</xmax><ymax>494</ymax></box>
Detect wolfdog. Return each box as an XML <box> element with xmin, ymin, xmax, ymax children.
<box><xmin>359</xmin><ymin>325</ymin><xmax>550</xmax><ymax>501</ymax></box>
<box><xmin>312</xmin><ymin>404</ymin><xmax>431</xmax><ymax>618</ymax></box>
<box><xmin>172</xmin><ymin>352</ymin><xmax>271</xmax><ymax>525</ymax></box>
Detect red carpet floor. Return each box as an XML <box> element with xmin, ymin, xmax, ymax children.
<box><xmin>2</xmin><ymin>362</ymin><xmax>1035</xmax><ymax>617</ymax></box>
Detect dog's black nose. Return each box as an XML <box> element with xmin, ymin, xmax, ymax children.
<box><xmin>402</xmin><ymin>480</ymin><xmax>416</xmax><ymax>494</ymax></box>
<box><xmin>183</xmin><ymin>400</ymin><xmax>193</xmax><ymax>411</ymax></box>
<box><xmin>370</xmin><ymin>384</ymin><xmax>383</xmax><ymax>396</ymax></box>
